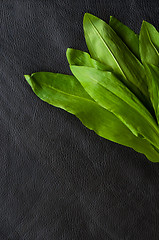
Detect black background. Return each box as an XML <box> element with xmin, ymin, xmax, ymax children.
<box><xmin>1</xmin><ymin>0</ymin><xmax>159</xmax><ymax>239</ymax></box>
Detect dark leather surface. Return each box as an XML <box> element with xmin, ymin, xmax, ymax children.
<box><xmin>1</xmin><ymin>0</ymin><xmax>159</xmax><ymax>239</ymax></box>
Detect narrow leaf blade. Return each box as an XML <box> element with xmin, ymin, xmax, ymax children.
<box><xmin>24</xmin><ymin>72</ymin><xmax>159</xmax><ymax>162</ymax></box>
<box><xmin>109</xmin><ymin>16</ymin><xmax>140</xmax><ymax>59</ymax></box>
<box><xmin>83</xmin><ymin>13</ymin><xmax>149</xmax><ymax>106</ymax></box>
<box><xmin>66</xmin><ymin>48</ymin><xmax>111</xmax><ymax>71</ymax></box>
<box><xmin>70</xmin><ymin>65</ymin><xmax>159</xmax><ymax>149</ymax></box>
<box><xmin>139</xmin><ymin>21</ymin><xmax>159</xmax><ymax>66</ymax></box>
<box><xmin>144</xmin><ymin>63</ymin><xmax>159</xmax><ymax>123</ymax></box>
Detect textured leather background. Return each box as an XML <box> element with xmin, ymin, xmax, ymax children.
<box><xmin>1</xmin><ymin>0</ymin><xmax>159</xmax><ymax>239</ymax></box>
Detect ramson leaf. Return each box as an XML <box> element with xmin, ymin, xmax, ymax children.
<box><xmin>139</xmin><ymin>21</ymin><xmax>159</xmax><ymax>66</ymax></box>
<box><xmin>70</xmin><ymin>65</ymin><xmax>159</xmax><ymax>150</ymax></box>
<box><xmin>144</xmin><ymin>63</ymin><xmax>159</xmax><ymax>123</ymax></box>
<box><xmin>66</xmin><ymin>48</ymin><xmax>111</xmax><ymax>71</ymax></box>
<box><xmin>24</xmin><ymin>13</ymin><xmax>159</xmax><ymax>163</ymax></box>
<box><xmin>24</xmin><ymin>72</ymin><xmax>159</xmax><ymax>162</ymax></box>
<box><xmin>83</xmin><ymin>13</ymin><xmax>150</xmax><ymax>109</ymax></box>
<box><xmin>109</xmin><ymin>16</ymin><xmax>140</xmax><ymax>59</ymax></box>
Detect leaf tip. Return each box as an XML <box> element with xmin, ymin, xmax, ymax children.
<box><xmin>66</xmin><ymin>48</ymin><xmax>72</xmax><ymax>64</ymax></box>
<box><xmin>24</xmin><ymin>74</ymin><xmax>32</xmax><ymax>87</ymax></box>
<box><xmin>141</xmin><ymin>20</ymin><xmax>148</xmax><ymax>26</ymax></box>
<box><xmin>84</xmin><ymin>12</ymin><xmax>89</xmax><ymax>18</ymax></box>
<box><xmin>83</xmin><ymin>12</ymin><xmax>94</xmax><ymax>22</ymax></box>
<box><xmin>140</xmin><ymin>20</ymin><xmax>147</xmax><ymax>32</ymax></box>
<box><xmin>109</xmin><ymin>15</ymin><xmax>116</xmax><ymax>24</ymax></box>
<box><xmin>109</xmin><ymin>15</ymin><xmax>114</xmax><ymax>21</ymax></box>
<box><xmin>66</xmin><ymin>47</ymin><xmax>71</xmax><ymax>55</ymax></box>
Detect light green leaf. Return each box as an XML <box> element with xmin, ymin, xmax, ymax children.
<box><xmin>139</xmin><ymin>21</ymin><xmax>159</xmax><ymax>66</ymax></box>
<box><xmin>70</xmin><ymin>65</ymin><xmax>159</xmax><ymax>150</ymax></box>
<box><xmin>24</xmin><ymin>14</ymin><xmax>159</xmax><ymax>163</ymax></box>
<box><xmin>109</xmin><ymin>16</ymin><xmax>140</xmax><ymax>59</ymax></box>
<box><xmin>66</xmin><ymin>48</ymin><xmax>111</xmax><ymax>71</ymax></box>
<box><xmin>83</xmin><ymin>13</ymin><xmax>150</xmax><ymax>110</ymax></box>
<box><xmin>24</xmin><ymin>72</ymin><xmax>135</xmax><ymax>146</ymax></box>
<box><xmin>144</xmin><ymin>63</ymin><xmax>159</xmax><ymax>123</ymax></box>
<box><xmin>24</xmin><ymin>72</ymin><xmax>159</xmax><ymax>162</ymax></box>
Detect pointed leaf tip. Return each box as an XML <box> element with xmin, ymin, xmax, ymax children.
<box><xmin>84</xmin><ymin>12</ymin><xmax>90</xmax><ymax>18</ymax></box>
<box><xmin>141</xmin><ymin>20</ymin><xmax>148</xmax><ymax>26</ymax></box>
<box><xmin>109</xmin><ymin>16</ymin><xmax>115</xmax><ymax>21</ymax></box>
<box><xmin>24</xmin><ymin>75</ymin><xmax>32</xmax><ymax>87</ymax></box>
<box><xmin>66</xmin><ymin>47</ymin><xmax>71</xmax><ymax>57</ymax></box>
<box><xmin>83</xmin><ymin>13</ymin><xmax>88</xmax><ymax>20</ymax></box>
<box><xmin>83</xmin><ymin>13</ymin><xmax>95</xmax><ymax>21</ymax></box>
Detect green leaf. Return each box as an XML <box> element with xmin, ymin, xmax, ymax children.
<box><xmin>24</xmin><ymin>14</ymin><xmax>159</xmax><ymax>163</ymax></box>
<box><xmin>144</xmin><ymin>63</ymin><xmax>159</xmax><ymax>123</ymax></box>
<box><xmin>66</xmin><ymin>48</ymin><xmax>111</xmax><ymax>71</ymax></box>
<box><xmin>24</xmin><ymin>72</ymin><xmax>159</xmax><ymax>162</ymax></box>
<box><xmin>109</xmin><ymin>16</ymin><xmax>140</xmax><ymax>59</ymax></box>
<box><xmin>83</xmin><ymin>13</ymin><xmax>150</xmax><ymax>109</ymax></box>
<box><xmin>70</xmin><ymin>65</ymin><xmax>159</xmax><ymax>150</ymax></box>
<box><xmin>139</xmin><ymin>21</ymin><xmax>159</xmax><ymax>66</ymax></box>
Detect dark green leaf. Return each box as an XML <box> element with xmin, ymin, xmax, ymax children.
<box><xmin>109</xmin><ymin>16</ymin><xmax>140</xmax><ymax>59</ymax></box>
<box><xmin>144</xmin><ymin>63</ymin><xmax>159</xmax><ymax>123</ymax></box>
<box><xmin>139</xmin><ymin>21</ymin><xmax>159</xmax><ymax>66</ymax></box>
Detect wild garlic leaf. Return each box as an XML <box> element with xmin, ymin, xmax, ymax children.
<box><xmin>66</xmin><ymin>48</ymin><xmax>111</xmax><ymax>71</ymax></box>
<box><xmin>24</xmin><ymin>13</ymin><xmax>159</xmax><ymax>163</ymax></box>
<box><xmin>139</xmin><ymin>21</ymin><xmax>159</xmax><ymax>66</ymax></box>
<box><xmin>109</xmin><ymin>16</ymin><xmax>140</xmax><ymax>59</ymax></box>
<box><xmin>24</xmin><ymin>72</ymin><xmax>159</xmax><ymax>162</ymax></box>
<box><xmin>70</xmin><ymin>65</ymin><xmax>159</xmax><ymax>150</ymax></box>
<box><xmin>83</xmin><ymin>13</ymin><xmax>150</xmax><ymax>109</ymax></box>
<box><xmin>144</xmin><ymin>63</ymin><xmax>159</xmax><ymax>123</ymax></box>
<box><xmin>23</xmin><ymin>73</ymin><xmax>142</xmax><ymax>147</ymax></box>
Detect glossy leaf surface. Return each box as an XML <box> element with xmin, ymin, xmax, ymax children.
<box><xmin>66</xmin><ymin>48</ymin><xmax>111</xmax><ymax>71</ymax></box>
<box><xmin>70</xmin><ymin>65</ymin><xmax>159</xmax><ymax>149</ymax></box>
<box><xmin>24</xmin><ymin>72</ymin><xmax>159</xmax><ymax>162</ymax></box>
<box><xmin>83</xmin><ymin>13</ymin><xmax>149</xmax><ymax>107</ymax></box>
<box><xmin>24</xmin><ymin>14</ymin><xmax>159</xmax><ymax>163</ymax></box>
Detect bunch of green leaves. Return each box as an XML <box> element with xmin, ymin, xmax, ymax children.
<box><xmin>24</xmin><ymin>13</ymin><xmax>159</xmax><ymax>163</ymax></box>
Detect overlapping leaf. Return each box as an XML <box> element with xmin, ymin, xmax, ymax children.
<box><xmin>109</xmin><ymin>16</ymin><xmax>140</xmax><ymax>59</ymax></box>
<box><xmin>66</xmin><ymin>48</ymin><xmax>111</xmax><ymax>71</ymax></box>
<box><xmin>69</xmin><ymin>65</ymin><xmax>159</xmax><ymax>147</ymax></box>
<box><xmin>24</xmin><ymin>73</ymin><xmax>159</xmax><ymax>162</ymax></box>
<box><xmin>140</xmin><ymin>21</ymin><xmax>159</xmax><ymax>66</ymax></box>
<box><xmin>24</xmin><ymin>13</ymin><xmax>159</xmax><ymax>163</ymax></box>
<box><xmin>144</xmin><ymin>64</ymin><xmax>159</xmax><ymax>123</ymax></box>
<box><xmin>24</xmin><ymin>72</ymin><xmax>144</xmax><ymax>148</ymax></box>
<box><xmin>83</xmin><ymin>13</ymin><xmax>150</xmax><ymax>109</ymax></box>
